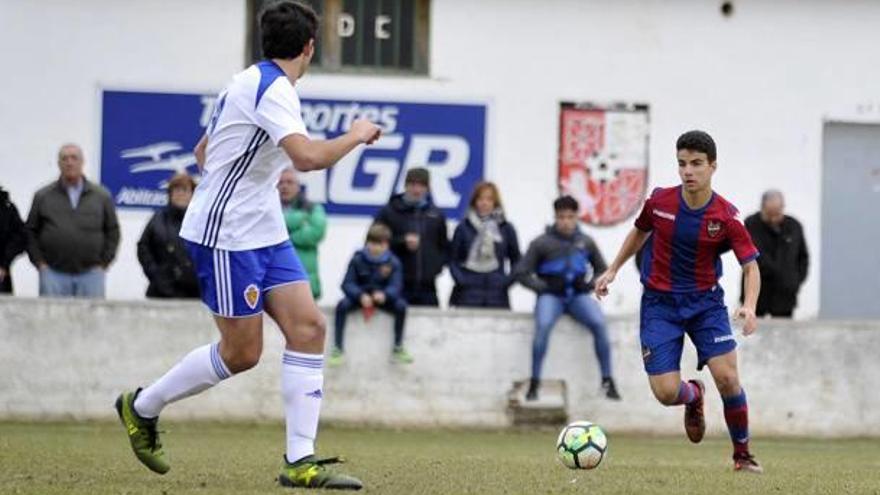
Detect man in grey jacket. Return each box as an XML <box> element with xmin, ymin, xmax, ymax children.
<box><xmin>26</xmin><ymin>143</ymin><xmax>120</xmax><ymax>298</ymax></box>
<box><xmin>513</xmin><ymin>196</ymin><xmax>619</xmax><ymax>401</ymax></box>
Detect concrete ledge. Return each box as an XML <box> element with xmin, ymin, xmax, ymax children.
<box><xmin>1</xmin><ymin>296</ymin><xmax>878</xmax><ymax>436</ymax></box>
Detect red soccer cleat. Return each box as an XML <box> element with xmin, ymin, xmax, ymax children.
<box><xmin>684</xmin><ymin>379</ymin><xmax>706</xmax><ymax>443</ymax></box>
<box><xmin>733</xmin><ymin>452</ymin><xmax>764</xmax><ymax>473</ymax></box>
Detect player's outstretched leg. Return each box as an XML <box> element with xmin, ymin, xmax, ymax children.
<box><xmin>267</xmin><ymin>283</ymin><xmax>363</xmax><ymax>490</ymax></box>
<box><xmin>114</xmin><ymin>389</ymin><xmax>170</xmax><ymax>474</ymax></box>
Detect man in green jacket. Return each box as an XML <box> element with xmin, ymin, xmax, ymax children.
<box><xmin>279</xmin><ymin>167</ymin><xmax>326</xmax><ymax>300</ymax></box>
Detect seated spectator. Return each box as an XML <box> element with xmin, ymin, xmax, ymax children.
<box><xmin>374</xmin><ymin>167</ymin><xmax>449</xmax><ymax>306</ymax></box>
<box><xmin>512</xmin><ymin>196</ymin><xmax>619</xmax><ymax>401</ymax></box>
<box><xmin>0</xmin><ymin>185</ymin><xmax>27</xmax><ymax>294</ymax></box>
<box><xmin>137</xmin><ymin>173</ymin><xmax>199</xmax><ymax>299</ymax></box>
<box><xmin>331</xmin><ymin>223</ymin><xmax>411</xmax><ymax>366</ymax></box>
<box><xmin>26</xmin><ymin>143</ymin><xmax>119</xmax><ymax>298</ymax></box>
<box><xmin>449</xmin><ymin>181</ymin><xmax>521</xmax><ymax>308</ymax></box>
<box><xmin>279</xmin><ymin>167</ymin><xmax>326</xmax><ymax>300</ymax></box>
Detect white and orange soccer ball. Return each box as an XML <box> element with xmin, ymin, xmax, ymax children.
<box><xmin>556</xmin><ymin>421</ymin><xmax>608</xmax><ymax>470</ymax></box>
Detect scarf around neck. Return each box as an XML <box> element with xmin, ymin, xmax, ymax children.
<box><xmin>464</xmin><ymin>208</ymin><xmax>504</xmax><ymax>273</ymax></box>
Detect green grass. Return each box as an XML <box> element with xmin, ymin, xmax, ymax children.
<box><xmin>1</xmin><ymin>421</ymin><xmax>879</xmax><ymax>494</ymax></box>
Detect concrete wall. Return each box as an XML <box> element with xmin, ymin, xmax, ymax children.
<box><xmin>2</xmin><ymin>1</ymin><xmax>880</xmax><ymax>318</ymax></box>
<box><xmin>2</xmin><ymin>296</ymin><xmax>878</xmax><ymax>437</ymax></box>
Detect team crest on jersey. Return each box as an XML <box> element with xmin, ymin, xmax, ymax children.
<box><xmin>707</xmin><ymin>221</ymin><xmax>722</xmax><ymax>238</ymax></box>
<box><xmin>243</xmin><ymin>284</ymin><xmax>260</xmax><ymax>309</ymax></box>
<box><xmin>558</xmin><ymin>102</ymin><xmax>650</xmax><ymax>226</ymax></box>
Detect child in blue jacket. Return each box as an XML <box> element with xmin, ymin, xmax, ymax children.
<box><xmin>331</xmin><ymin>223</ymin><xmax>412</xmax><ymax>365</ymax></box>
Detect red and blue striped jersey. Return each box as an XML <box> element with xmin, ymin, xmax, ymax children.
<box><xmin>634</xmin><ymin>186</ymin><xmax>759</xmax><ymax>293</ymax></box>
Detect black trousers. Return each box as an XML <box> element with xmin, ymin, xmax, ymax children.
<box><xmin>334</xmin><ymin>296</ymin><xmax>407</xmax><ymax>350</ymax></box>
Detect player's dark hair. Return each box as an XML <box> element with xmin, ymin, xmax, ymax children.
<box><xmin>366</xmin><ymin>223</ymin><xmax>392</xmax><ymax>244</ymax></box>
<box><xmin>676</xmin><ymin>130</ymin><xmax>717</xmax><ymax>162</ymax></box>
<box><xmin>259</xmin><ymin>0</ymin><xmax>318</xmax><ymax>60</ymax></box>
<box><xmin>553</xmin><ymin>195</ymin><xmax>579</xmax><ymax>213</ymax></box>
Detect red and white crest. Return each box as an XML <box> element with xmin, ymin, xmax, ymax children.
<box><xmin>707</xmin><ymin>221</ymin><xmax>722</xmax><ymax>238</ymax></box>
<box><xmin>558</xmin><ymin>103</ymin><xmax>650</xmax><ymax>226</ymax></box>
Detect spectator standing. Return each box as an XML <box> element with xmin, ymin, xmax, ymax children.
<box><xmin>26</xmin><ymin>144</ymin><xmax>120</xmax><ymax>298</ymax></box>
<box><xmin>513</xmin><ymin>196</ymin><xmax>620</xmax><ymax>401</ymax></box>
<box><xmin>374</xmin><ymin>167</ymin><xmax>449</xmax><ymax>306</ymax></box>
<box><xmin>0</xmin><ymin>185</ymin><xmax>27</xmax><ymax>294</ymax></box>
<box><xmin>137</xmin><ymin>173</ymin><xmax>199</xmax><ymax>299</ymax></box>
<box><xmin>449</xmin><ymin>181</ymin><xmax>521</xmax><ymax>308</ymax></box>
<box><xmin>742</xmin><ymin>190</ymin><xmax>809</xmax><ymax>317</ymax></box>
<box><xmin>278</xmin><ymin>167</ymin><xmax>326</xmax><ymax>299</ymax></box>
<box><xmin>330</xmin><ymin>223</ymin><xmax>411</xmax><ymax>365</ymax></box>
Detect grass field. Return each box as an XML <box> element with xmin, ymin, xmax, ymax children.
<box><xmin>1</xmin><ymin>421</ymin><xmax>879</xmax><ymax>494</ymax></box>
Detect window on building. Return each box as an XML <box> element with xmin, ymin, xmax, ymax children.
<box><xmin>248</xmin><ymin>0</ymin><xmax>429</xmax><ymax>74</ymax></box>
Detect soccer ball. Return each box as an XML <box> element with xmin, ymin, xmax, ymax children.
<box><xmin>556</xmin><ymin>421</ymin><xmax>607</xmax><ymax>470</ymax></box>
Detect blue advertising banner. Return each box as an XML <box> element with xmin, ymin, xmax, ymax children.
<box><xmin>100</xmin><ymin>90</ymin><xmax>486</xmax><ymax>219</ymax></box>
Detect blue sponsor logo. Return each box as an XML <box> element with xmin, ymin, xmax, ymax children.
<box><xmin>100</xmin><ymin>90</ymin><xmax>487</xmax><ymax>219</ymax></box>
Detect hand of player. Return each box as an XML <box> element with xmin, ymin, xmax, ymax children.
<box><xmin>372</xmin><ymin>291</ymin><xmax>386</xmax><ymax>305</ymax></box>
<box><xmin>360</xmin><ymin>293</ymin><xmax>374</xmax><ymax>308</ymax></box>
<box><xmin>734</xmin><ymin>306</ymin><xmax>758</xmax><ymax>336</ymax></box>
<box><xmin>0</xmin><ymin>267</ymin><xmax>6</xmax><ymax>282</ymax></box>
<box><xmin>594</xmin><ymin>269</ymin><xmax>616</xmax><ymax>300</ymax></box>
<box><xmin>350</xmin><ymin>119</ymin><xmax>382</xmax><ymax>145</ymax></box>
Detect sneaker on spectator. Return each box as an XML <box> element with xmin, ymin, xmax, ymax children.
<box><xmin>327</xmin><ymin>348</ymin><xmax>345</xmax><ymax>367</ymax></box>
<box><xmin>391</xmin><ymin>346</ymin><xmax>414</xmax><ymax>364</ymax></box>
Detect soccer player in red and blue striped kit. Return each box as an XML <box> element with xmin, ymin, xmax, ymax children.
<box><xmin>595</xmin><ymin>130</ymin><xmax>763</xmax><ymax>473</ymax></box>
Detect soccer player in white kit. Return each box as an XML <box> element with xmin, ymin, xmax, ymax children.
<box><xmin>115</xmin><ymin>1</ymin><xmax>380</xmax><ymax>489</ymax></box>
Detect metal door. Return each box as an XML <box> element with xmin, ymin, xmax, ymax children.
<box><xmin>821</xmin><ymin>122</ymin><xmax>880</xmax><ymax>319</ymax></box>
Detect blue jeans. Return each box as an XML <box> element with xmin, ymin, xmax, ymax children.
<box><xmin>532</xmin><ymin>293</ymin><xmax>612</xmax><ymax>380</ymax></box>
<box><xmin>39</xmin><ymin>267</ymin><xmax>106</xmax><ymax>298</ymax></box>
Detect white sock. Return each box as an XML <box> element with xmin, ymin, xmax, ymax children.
<box><xmin>134</xmin><ymin>343</ymin><xmax>232</xmax><ymax>418</ymax></box>
<box><xmin>282</xmin><ymin>350</ymin><xmax>324</xmax><ymax>463</ymax></box>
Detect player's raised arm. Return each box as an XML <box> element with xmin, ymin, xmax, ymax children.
<box><xmin>594</xmin><ymin>227</ymin><xmax>649</xmax><ymax>299</ymax></box>
<box><xmin>279</xmin><ymin>119</ymin><xmax>381</xmax><ymax>172</ymax></box>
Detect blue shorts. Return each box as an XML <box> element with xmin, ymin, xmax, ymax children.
<box><xmin>639</xmin><ymin>287</ymin><xmax>737</xmax><ymax>375</ymax></box>
<box><xmin>185</xmin><ymin>240</ymin><xmax>308</xmax><ymax>318</ymax></box>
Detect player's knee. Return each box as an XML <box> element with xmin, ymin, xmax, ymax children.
<box><xmin>654</xmin><ymin>387</ymin><xmax>680</xmax><ymax>406</ymax></box>
<box><xmin>714</xmin><ymin>372</ymin><xmax>740</xmax><ymax>396</ymax></box>
<box><xmin>300</xmin><ymin>314</ymin><xmax>327</xmax><ymax>345</ymax></box>
<box><xmin>224</xmin><ymin>346</ymin><xmax>261</xmax><ymax>373</ymax></box>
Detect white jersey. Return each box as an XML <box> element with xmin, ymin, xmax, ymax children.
<box><xmin>180</xmin><ymin>61</ymin><xmax>308</xmax><ymax>250</ymax></box>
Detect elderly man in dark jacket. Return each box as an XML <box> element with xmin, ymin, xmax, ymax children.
<box><xmin>26</xmin><ymin>144</ymin><xmax>120</xmax><ymax>298</ymax></box>
<box><xmin>137</xmin><ymin>173</ymin><xmax>199</xmax><ymax>299</ymax></box>
<box><xmin>0</xmin><ymin>186</ymin><xmax>27</xmax><ymax>294</ymax></box>
<box><xmin>513</xmin><ymin>196</ymin><xmax>619</xmax><ymax>402</ymax></box>
<box><xmin>741</xmin><ymin>190</ymin><xmax>809</xmax><ymax>317</ymax></box>
<box><xmin>374</xmin><ymin>167</ymin><xmax>449</xmax><ymax>306</ymax></box>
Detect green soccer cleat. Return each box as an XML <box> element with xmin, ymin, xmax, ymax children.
<box><xmin>114</xmin><ymin>389</ymin><xmax>170</xmax><ymax>474</ymax></box>
<box><xmin>278</xmin><ymin>455</ymin><xmax>363</xmax><ymax>490</ymax></box>
<box><xmin>390</xmin><ymin>346</ymin><xmax>414</xmax><ymax>364</ymax></box>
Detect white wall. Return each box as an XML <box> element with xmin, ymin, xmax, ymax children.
<box><xmin>3</xmin><ymin>297</ymin><xmax>879</xmax><ymax>436</ymax></box>
<box><xmin>3</xmin><ymin>0</ymin><xmax>880</xmax><ymax>316</ymax></box>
